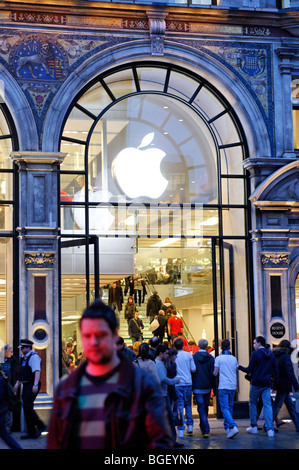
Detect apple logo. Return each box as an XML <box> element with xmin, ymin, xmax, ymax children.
<box><xmin>112</xmin><ymin>132</ymin><xmax>168</xmax><ymax>199</ymax></box>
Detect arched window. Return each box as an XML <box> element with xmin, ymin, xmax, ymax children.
<box><xmin>0</xmin><ymin>102</ymin><xmax>18</xmax><ymax>350</ymax></box>
<box><xmin>59</xmin><ymin>62</ymin><xmax>251</xmax><ymax>371</ymax></box>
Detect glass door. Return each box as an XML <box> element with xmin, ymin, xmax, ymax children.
<box><xmin>212</xmin><ymin>239</ymin><xmax>236</xmax><ymax>355</ymax></box>
<box><xmin>59</xmin><ymin>236</ymin><xmax>99</xmax><ymax>374</ymax></box>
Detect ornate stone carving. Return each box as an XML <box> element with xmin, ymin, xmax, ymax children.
<box><xmin>261</xmin><ymin>253</ymin><xmax>290</xmax><ymax>267</ymax></box>
<box><xmin>24</xmin><ymin>252</ymin><xmax>56</xmax><ymax>269</ymax></box>
<box><xmin>268</xmin><ymin>176</ymin><xmax>299</xmax><ymax>201</ymax></box>
<box><xmin>147</xmin><ymin>11</ymin><xmax>168</xmax><ymax>57</ymax></box>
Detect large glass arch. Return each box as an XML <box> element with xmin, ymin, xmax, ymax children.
<box><xmin>59</xmin><ymin>62</ymin><xmax>252</xmax><ymax>400</ymax></box>
<box><xmin>0</xmin><ymin>102</ymin><xmax>18</xmax><ymax>354</ymax></box>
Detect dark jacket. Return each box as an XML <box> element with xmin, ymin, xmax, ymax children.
<box><xmin>273</xmin><ymin>346</ymin><xmax>299</xmax><ymax>393</ymax></box>
<box><xmin>239</xmin><ymin>347</ymin><xmax>278</xmax><ymax>388</ymax></box>
<box><xmin>0</xmin><ymin>356</ymin><xmax>19</xmax><ymax>386</ymax></box>
<box><xmin>192</xmin><ymin>350</ymin><xmax>215</xmax><ymax>391</ymax></box>
<box><xmin>146</xmin><ymin>294</ymin><xmax>162</xmax><ymax>318</ymax></box>
<box><xmin>128</xmin><ymin>317</ymin><xmax>144</xmax><ymax>338</ymax></box>
<box><xmin>0</xmin><ymin>374</ymin><xmax>8</xmax><ymax>416</ymax></box>
<box><xmin>108</xmin><ymin>285</ymin><xmax>123</xmax><ymax>311</ymax></box>
<box><xmin>153</xmin><ymin>313</ymin><xmax>168</xmax><ymax>337</ymax></box>
<box><xmin>124</xmin><ymin>300</ymin><xmax>136</xmax><ymax>321</ymax></box>
<box><xmin>47</xmin><ymin>356</ymin><xmax>172</xmax><ymax>449</ymax></box>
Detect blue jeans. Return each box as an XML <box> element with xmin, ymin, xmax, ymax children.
<box><xmin>273</xmin><ymin>391</ymin><xmax>299</xmax><ymax>431</ymax></box>
<box><xmin>0</xmin><ymin>410</ymin><xmax>22</xmax><ymax>449</ymax></box>
<box><xmin>218</xmin><ymin>389</ymin><xmax>237</xmax><ymax>430</ymax></box>
<box><xmin>193</xmin><ymin>391</ymin><xmax>210</xmax><ymax>435</ymax></box>
<box><xmin>249</xmin><ymin>385</ymin><xmax>274</xmax><ymax>431</ymax></box>
<box><xmin>176</xmin><ymin>385</ymin><xmax>193</xmax><ymax>430</ymax></box>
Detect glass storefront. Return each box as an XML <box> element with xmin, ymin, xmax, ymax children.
<box><xmin>59</xmin><ymin>62</ymin><xmax>251</xmax><ymax>394</ymax></box>
<box><xmin>0</xmin><ymin>104</ymin><xmax>17</xmax><ymax>357</ymax></box>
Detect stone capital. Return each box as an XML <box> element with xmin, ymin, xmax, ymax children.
<box><xmin>10</xmin><ymin>151</ymin><xmax>66</xmax><ymax>168</ymax></box>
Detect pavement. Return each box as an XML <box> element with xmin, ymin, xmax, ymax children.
<box><xmin>1</xmin><ymin>417</ymin><xmax>299</xmax><ymax>451</ymax></box>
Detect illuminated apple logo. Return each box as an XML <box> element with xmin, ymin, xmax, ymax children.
<box><xmin>112</xmin><ymin>132</ymin><xmax>168</xmax><ymax>199</ymax></box>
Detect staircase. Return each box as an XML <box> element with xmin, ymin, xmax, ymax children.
<box><xmin>118</xmin><ymin>293</ymin><xmax>152</xmax><ymax>345</ymax></box>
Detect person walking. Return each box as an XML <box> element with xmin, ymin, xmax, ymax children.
<box><xmin>168</xmin><ymin>310</ymin><xmax>184</xmax><ymax>343</ymax></box>
<box><xmin>272</xmin><ymin>339</ymin><xmax>299</xmax><ymax>431</ymax></box>
<box><xmin>155</xmin><ymin>344</ymin><xmax>183</xmax><ymax>448</ymax></box>
<box><xmin>108</xmin><ymin>281</ymin><xmax>123</xmax><ymax>315</ymax></box>
<box><xmin>173</xmin><ymin>337</ymin><xmax>196</xmax><ymax>437</ymax></box>
<box><xmin>146</xmin><ymin>291</ymin><xmax>162</xmax><ymax>324</ymax></box>
<box><xmin>128</xmin><ymin>310</ymin><xmax>144</xmax><ymax>344</ymax></box>
<box><xmin>192</xmin><ymin>338</ymin><xmax>215</xmax><ymax>438</ymax></box>
<box><xmin>134</xmin><ymin>342</ymin><xmax>160</xmax><ymax>383</ymax></box>
<box><xmin>115</xmin><ymin>336</ymin><xmax>137</xmax><ymax>362</ymax></box>
<box><xmin>0</xmin><ymin>366</ymin><xmax>22</xmax><ymax>449</ymax></box>
<box><xmin>238</xmin><ymin>335</ymin><xmax>278</xmax><ymax>437</ymax></box>
<box><xmin>152</xmin><ymin>309</ymin><xmax>168</xmax><ymax>344</ymax></box>
<box><xmin>213</xmin><ymin>339</ymin><xmax>239</xmax><ymax>438</ymax></box>
<box><xmin>133</xmin><ymin>273</ymin><xmax>144</xmax><ymax>306</ymax></box>
<box><xmin>47</xmin><ymin>299</ymin><xmax>172</xmax><ymax>449</ymax></box>
<box><xmin>124</xmin><ymin>296</ymin><xmax>136</xmax><ymax>324</ymax></box>
<box><xmin>1</xmin><ymin>344</ymin><xmax>19</xmax><ymax>432</ymax></box>
<box><xmin>14</xmin><ymin>339</ymin><xmax>46</xmax><ymax>439</ymax></box>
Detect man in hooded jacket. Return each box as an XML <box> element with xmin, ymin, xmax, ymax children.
<box><xmin>192</xmin><ymin>338</ymin><xmax>215</xmax><ymax>437</ymax></box>
<box><xmin>238</xmin><ymin>336</ymin><xmax>278</xmax><ymax>437</ymax></box>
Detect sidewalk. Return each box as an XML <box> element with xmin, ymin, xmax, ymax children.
<box><xmin>0</xmin><ymin>418</ymin><xmax>298</xmax><ymax>450</ymax></box>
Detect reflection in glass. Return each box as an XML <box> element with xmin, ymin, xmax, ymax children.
<box><xmin>0</xmin><ymin>238</ymin><xmax>13</xmax><ymax>348</ymax></box>
<box><xmin>59</xmin><ymin>63</ymin><xmax>250</xmax><ymax>392</ymax></box>
<box><xmin>60</xmin><ymin>141</ymin><xmax>86</xmax><ymax>171</ymax></box>
<box><xmin>87</xmin><ymin>94</ymin><xmax>217</xmax><ymax>205</ymax></box>
<box><xmin>0</xmin><ymin>138</ymin><xmax>12</xmax><ymax>170</ymax></box>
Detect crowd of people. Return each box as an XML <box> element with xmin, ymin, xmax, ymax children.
<box><xmin>1</xmin><ymin>281</ymin><xmax>299</xmax><ymax>449</ymax></box>
<box><xmin>46</xmin><ymin>296</ymin><xmax>299</xmax><ymax>449</ymax></box>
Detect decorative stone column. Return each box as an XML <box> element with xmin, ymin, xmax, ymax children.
<box><xmin>10</xmin><ymin>151</ymin><xmax>66</xmax><ymax>409</ymax></box>
<box><xmin>276</xmin><ymin>47</ymin><xmax>297</xmax><ymax>159</ymax></box>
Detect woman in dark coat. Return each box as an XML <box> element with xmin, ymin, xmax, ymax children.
<box><xmin>272</xmin><ymin>340</ymin><xmax>299</xmax><ymax>431</ymax></box>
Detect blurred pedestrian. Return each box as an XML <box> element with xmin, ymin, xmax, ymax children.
<box><xmin>239</xmin><ymin>336</ymin><xmax>278</xmax><ymax>437</ymax></box>
<box><xmin>115</xmin><ymin>336</ymin><xmax>136</xmax><ymax>361</ymax></box>
<box><xmin>213</xmin><ymin>339</ymin><xmax>239</xmax><ymax>438</ymax></box>
<box><xmin>173</xmin><ymin>337</ymin><xmax>196</xmax><ymax>437</ymax></box>
<box><xmin>134</xmin><ymin>342</ymin><xmax>159</xmax><ymax>382</ymax></box>
<box><xmin>0</xmin><ymin>366</ymin><xmax>22</xmax><ymax>449</ymax></box>
<box><xmin>124</xmin><ymin>296</ymin><xmax>136</xmax><ymax>324</ymax></box>
<box><xmin>47</xmin><ymin>299</ymin><xmax>172</xmax><ymax>449</ymax></box>
<box><xmin>152</xmin><ymin>309</ymin><xmax>168</xmax><ymax>344</ymax></box>
<box><xmin>147</xmin><ymin>291</ymin><xmax>162</xmax><ymax>324</ymax></box>
<box><xmin>272</xmin><ymin>339</ymin><xmax>299</xmax><ymax>431</ymax></box>
<box><xmin>155</xmin><ymin>344</ymin><xmax>183</xmax><ymax>448</ymax></box>
<box><xmin>192</xmin><ymin>338</ymin><xmax>215</xmax><ymax>438</ymax></box>
<box><xmin>1</xmin><ymin>344</ymin><xmax>19</xmax><ymax>432</ymax></box>
<box><xmin>168</xmin><ymin>310</ymin><xmax>184</xmax><ymax>343</ymax></box>
<box><xmin>128</xmin><ymin>310</ymin><xmax>144</xmax><ymax>344</ymax></box>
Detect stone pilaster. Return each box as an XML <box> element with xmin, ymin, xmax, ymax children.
<box><xmin>10</xmin><ymin>151</ymin><xmax>65</xmax><ymax>405</ymax></box>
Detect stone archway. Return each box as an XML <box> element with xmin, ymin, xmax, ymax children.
<box><xmin>41</xmin><ymin>39</ymin><xmax>271</xmax><ymax>161</ymax></box>
<box><xmin>0</xmin><ymin>64</ymin><xmax>38</xmax><ymax>151</ymax></box>
<box><xmin>249</xmin><ymin>160</ymin><xmax>299</xmax><ymax>343</ymax></box>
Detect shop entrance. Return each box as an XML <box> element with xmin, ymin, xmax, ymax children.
<box><xmin>59</xmin><ymin>235</ymin><xmax>237</xmax><ymax>374</ymax></box>
<box><xmin>58</xmin><ymin>62</ymin><xmax>252</xmax><ymax>403</ymax></box>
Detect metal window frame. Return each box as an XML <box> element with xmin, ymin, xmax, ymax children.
<box><xmin>58</xmin><ymin>61</ymin><xmax>255</xmax><ymax>360</ymax></box>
